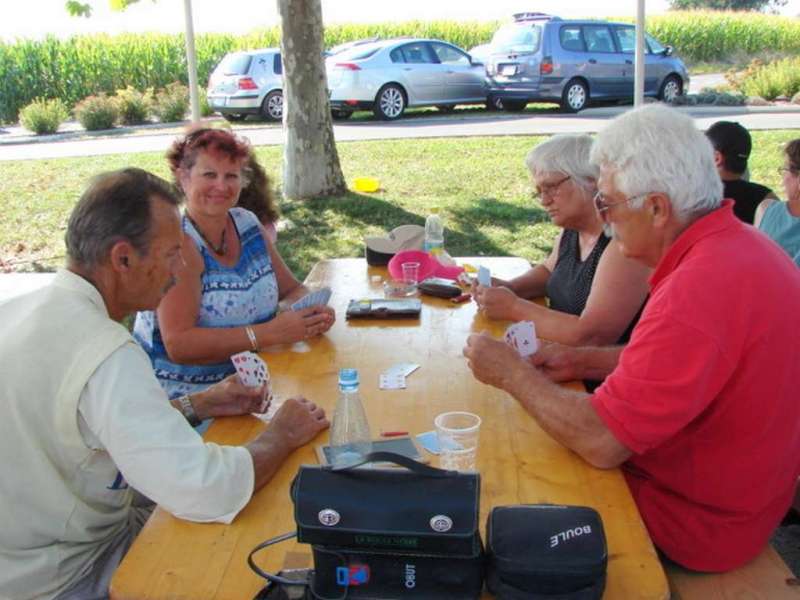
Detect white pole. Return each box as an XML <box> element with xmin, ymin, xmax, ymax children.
<box><xmin>183</xmin><ymin>0</ymin><xmax>201</xmax><ymax>122</ymax></box>
<box><xmin>634</xmin><ymin>0</ymin><xmax>645</xmax><ymax>107</ymax></box>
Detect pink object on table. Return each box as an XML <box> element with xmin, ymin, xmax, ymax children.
<box><xmin>387</xmin><ymin>250</ymin><xmax>464</xmax><ymax>281</ymax></box>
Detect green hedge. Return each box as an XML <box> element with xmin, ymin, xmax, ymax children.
<box><xmin>2</xmin><ymin>13</ymin><xmax>799</xmax><ymax>123</ymax></box>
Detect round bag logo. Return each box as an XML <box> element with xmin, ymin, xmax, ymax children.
<box><xmin>318</xmin><ymin>509</ymin><xmax>341</xmax><ymax>527</ymax></box>
<box><xmin>429</xmin><ymin>515</ymin><xmax>453</xmax><ymax>532</ymax></box>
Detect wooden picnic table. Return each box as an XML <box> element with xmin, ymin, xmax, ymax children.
<box><xmin>110</xmin><ymin>257</ymin><xmax>668</xmax><ymax>600</ymax></box>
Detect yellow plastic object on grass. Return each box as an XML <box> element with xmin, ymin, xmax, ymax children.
<box><xmin>353</xmin><ymin>176</ymin><xmax>380</xmax><ymax>193</ymax></box>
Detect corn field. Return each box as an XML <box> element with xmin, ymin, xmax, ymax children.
<box><xmin>1</xmin><ymin>12</ymin><xmax>798</xmax><ymax>123</ymax></box>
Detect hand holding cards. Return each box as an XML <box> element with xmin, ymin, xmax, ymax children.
<box><xmin>231</xmin><ymin>351</ymin><xmax>273</xmax><ymax>403</ymax></box>
<box><xmin>504</xmin><ymin>321</ymin><xmax>539</xmax><ymax>357</ymax></box>
<box><xmin>477</xmin><ymin>265</ymin><xmax>491</xmax><ymax>287</ymax></box>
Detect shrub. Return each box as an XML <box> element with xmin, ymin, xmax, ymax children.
<box><xmin>18</xmin><ymin>98</ymin><xmax>69</xmax><ymax>135</ymax></box>
<box><xmin>74</xmin><ymin>93</ymin><xmax>118</xmax><ymax>130</ymax></box>
<box><xmin>198</xmin><ymin>87</ymin><xmax>213</xmax><ymax>117</ymax></box>
<box><xmin>114</xmin><ymin>85</ymin><xmax>152</xmax><ymax>125</ymax></box>
<box><xmin>153</xmin><ymin>82</ymin><xmax>189</xmax><ymax>123</ymax></box>
<box><xmin>727</xmin><ymin>57</ymin><xmax>800</xmax><ymax>100</ymax></box>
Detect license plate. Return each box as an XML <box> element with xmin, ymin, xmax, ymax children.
<box><xmin>501</xmin><ymin>65</ymin><xmax>517</xmax><ymax>76</ymax></box>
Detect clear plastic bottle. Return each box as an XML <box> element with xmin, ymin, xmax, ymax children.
<box><xmin>329</xmin><ymin>368</ymin><xmax>372</xmax><ymax>467</ymax></box>
<box><xmin>424</xmin><ymin>208</ymin><xmax>445</xmax><ymax>256</ymax></box>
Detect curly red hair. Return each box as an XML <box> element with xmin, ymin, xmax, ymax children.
<box><xmin>166</xmin><ymin>127</ymin><xmax>252</xmax><ymax>183</ymax></box>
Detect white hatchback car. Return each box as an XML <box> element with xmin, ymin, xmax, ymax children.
<box><xmin>326</xmin><ymin>38</ymin><xmax>489</xmax><ymax>120</ymax></box>
<box><xmin>207</xmin><ymin>48</ymin><xmax>284</xmax><ymax>122</ymax></box>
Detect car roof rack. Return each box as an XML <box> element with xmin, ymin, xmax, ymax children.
<box><xmin>512</xmin><ymin>12</ymin><xmax>559</xmax><ymax>22</ymax></box>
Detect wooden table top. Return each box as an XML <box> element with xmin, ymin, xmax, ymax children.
<box><xmin>111</xmin><ymin>257</ymin><xmax>668</xmax><ymax>600</ymax></box>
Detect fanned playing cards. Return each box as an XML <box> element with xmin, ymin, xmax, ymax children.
<box><xmin>503</xmin><ymin>321</ymin><xmax>539</xmax><ymax>357</ymax></box>
<box><xmin>291</xmin><ymin>287</ymin><xmax>332</xmax><ymax>311</ymax></box>
<box><xmin>230</xmin><ymin>350</ymin><xmax>273</xmax><ymax>403</ymax></box>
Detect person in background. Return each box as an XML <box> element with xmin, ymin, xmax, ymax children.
<box><xmin>755</xmin><ymin>139</ymin><xmax>800</xmax><ymax>266</ymax></box>
<box><xmin>706</xmin><ymin>120</ymin><xmax>776</xmax><ymax>224</ymax></box>
<box><xmin>237</xmin><ymin>154</ymin><xmax>280</xmax><ymax>243</ymax></box>
<box><xmin>473</xmin><ymin>134</ymin><xmax>650</xmax><ymax>347</ymax></box>
<box><xmin>464</xmin><ymin>105</ymin><xmax>800</xmax><ymax>572</ymax></box>
<box><xmin>134</xmin><ymin>128</ymin><xmax>334</xmax><ymax>403</ymax></box>
<box><xmin>0</xmin><ymin>168</ymin><xmax>328</xmax><ymax>600</ymax></box>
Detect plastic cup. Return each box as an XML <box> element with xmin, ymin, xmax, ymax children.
<box><xmin>401</xmin><ymin>261</ymin><xmax>420</xmax><ymax>286</ymax></box>
<box><xmin>434</xmin><ymin>411</ymin><xmax>481</xmax><ymax>472</ymax></box>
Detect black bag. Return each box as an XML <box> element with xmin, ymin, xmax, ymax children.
<box><xmin>291</xmin><ymin>452</ymin><xmax>484</xmax><ymax>599</ymax></box>
<box><xmin>417</xmin><ymin>277</ymin><xmax>463</xmax><ymax>299</ymax></box>
<box><xmin>486</xmin><ymin>505</ymin><xmax>607</xmax><ymax>600</ymax></box>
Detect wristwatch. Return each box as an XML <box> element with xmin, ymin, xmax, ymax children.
<box><xmin>178</xmin><ymin>394</ymin><xmax>201</xmax><ymax>427</ymax></box>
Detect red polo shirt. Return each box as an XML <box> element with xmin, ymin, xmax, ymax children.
<box><xmin>591</xmin><ymin>201</ymin><xmax>800</xmax><ymax>572</ymax></box>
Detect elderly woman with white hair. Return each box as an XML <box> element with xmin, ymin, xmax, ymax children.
<box><xmin>474</xmin><ymin>134</ymin><xmax>650</xmax><ymax>346</ymax></box>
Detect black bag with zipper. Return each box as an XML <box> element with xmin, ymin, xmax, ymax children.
<box><xmin>486</xmin><ymin>504</ymin><xmax>607</xmax><ymax>600</ymax></box>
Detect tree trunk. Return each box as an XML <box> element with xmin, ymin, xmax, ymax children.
<box><xmin>278</xmin><ymin>0</ymin><xmax>347</xmax><ymax>200</ymax></box>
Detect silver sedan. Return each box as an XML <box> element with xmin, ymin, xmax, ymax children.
<box><xmin>326</xmin><ymin>38</ymin><xmax>489</xmax><ymax>121</ymax></box>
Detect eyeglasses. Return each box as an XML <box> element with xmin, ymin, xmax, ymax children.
<box><xmin>533</xmin><ymin>175</ymin><xmax>571</xmax><ymax>199</ymax></box>
<box><xmin>593</xmin><ymin>191</ymin><xmax>648</xmax><ymax>221</ymax></box>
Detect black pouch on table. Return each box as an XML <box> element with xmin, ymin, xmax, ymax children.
<box><xmin>292</xmin><ymin>451</ymin><xmax>484</xmax><ymax>599</ymax></box>
<box><xmin>486</xmin><ymin>505</ymin><xmax>607</xmax><ymax>600</ymax></box>
<box><xmin>417</xmin><ymin>277</ymin><xmax>462</xmax><ymax>299</ymax></box>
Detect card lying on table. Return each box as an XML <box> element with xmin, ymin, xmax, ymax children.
<box><xmin>345</xmin><ymin>298</ymin><xmax>421</xmax><ymax>319</ymax></box>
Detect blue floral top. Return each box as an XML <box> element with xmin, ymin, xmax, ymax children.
<box><xmin>133</xmin><ymin>207</ymin><xmax>279</xmax><ymax>399</ymax></box>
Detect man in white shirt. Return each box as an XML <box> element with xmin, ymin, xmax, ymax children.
<box><xmin>0</xmin><ymin>168</ymin><xmax>329</xmax><ymax>600</ymax></box>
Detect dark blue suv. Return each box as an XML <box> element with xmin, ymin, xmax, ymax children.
<box><xmin>485</xmin><ymin>13</ymin><xmax>689</xmax><ymax>112</ymax></box>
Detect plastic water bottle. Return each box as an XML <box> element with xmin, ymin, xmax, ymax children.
<box><xmin>424</xmin><ymin>208</ymin><xmax>445</xmax><ymax>256</ymax></box>
<box><xmin>330</xmin><ymin>368</ymin><xmax>372</xmax><ymax>467</ymax></box>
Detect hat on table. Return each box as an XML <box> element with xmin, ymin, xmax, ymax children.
<box><xmin>364</xmin><ymin>224</ymin><xmax>425</xmax><ymax>266</ymax></box>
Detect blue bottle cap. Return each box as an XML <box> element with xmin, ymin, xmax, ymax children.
<box><xmin>338</xmin><ymin>368</ymin><xmax>359</xmax><ymax>388</ymax></box>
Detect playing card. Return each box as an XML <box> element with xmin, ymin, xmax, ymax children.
<box><xmin>385</xmin><ymin>362</ymin><xmax>420</xmax><ymax>378</ymax></box>
<box><xmin>231</xmin><ymin>350</ymin><xmax>271</xmax><ymax>387</ymax></box>
<box><xmin>379</xmin><ymin>373</ymin><xmax>407</xmax><ymax>390</ymax></box>
<box><xmin>291</xmin><ymin>287</ymin><xmax>332</xmax><ymax>311</ymax></box>
<box><xmin>416</xmin><ymin>430</ymin><xmax>441</xmax><ymax>454</ymax></box>
<box><xmin>503</xmin><ymin>321</ymin><xmax>539</xmax><ymax>358</ymax></box>
<box><xmin>477</xmin><ymin>265</ymin><xmax>491</xmax><ymax>287</ymax></box>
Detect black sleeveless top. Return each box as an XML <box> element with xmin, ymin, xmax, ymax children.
<box><xmin>724</xmin><ymin>179</ymin><xmax>772</xmax><ymax>224</ymax></box>
<box><xmin>546</xmin><ymin>229</ymin><xmax>641</xmax><ymax>345</ymax></box>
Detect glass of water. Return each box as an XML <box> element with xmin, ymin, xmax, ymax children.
<box><xmin>434</xmin><ymin>411</ymin><xmax>481</xmax><ymax>472</ymax></box>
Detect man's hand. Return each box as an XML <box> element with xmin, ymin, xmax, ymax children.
<box><xmin>531</xmin><ymin>341</ymin><xmax>584</xmax><ymax>383</ymax></box>
<box><xmin>268</xmin><ymin>396</ymin><xmax>329</xmax><ymax>450</ymax></box>
<box><xmin>463</xmin><ymin>332</ymin><xmax>526</xmax><ymax>391</ymax></box>
<box><xmin>193</xmin><ymin>374</ymin><xmax>269</xmax><ymax>420</ymax></box>
<box><xmin>473</xmin><ymin>285</ymin><xmax>520</xmax><ymax>320</ymax></box>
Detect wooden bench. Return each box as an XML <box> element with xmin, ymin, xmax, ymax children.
<box><xmin>665</xmin><ymin>544</ymin><xmax>800</xmax><ymax>599</ymax></box>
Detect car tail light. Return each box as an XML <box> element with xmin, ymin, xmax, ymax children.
<box><xmin>335</xmin><ymin>62</ymin><xmax>361</xmax><ymax>71</ymax></box>
<box><xmin>345</xmin><ymin>99</ymin><xmax>359</xmax><ymax>106</ymax></box>
<box><xmin>540</xmin><ymin>57</ymin><xmax>554</xmax><ymax>75</ymax></box>
<box><xmin>237</xmin><ymin>77</ymin><xmax>258</xmax><ymax>90</ymax></box>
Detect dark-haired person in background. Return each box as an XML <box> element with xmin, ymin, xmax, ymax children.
<box><xmin>0</xmin><ymin>169</ymin><xmax>328</xmax><ymax>600</ymax></box>
<box><xmin>706</xmin><ymin>120</ymin><xmax>777</xmax><ymax>224</ymax></box>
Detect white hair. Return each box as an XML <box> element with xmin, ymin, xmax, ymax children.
<box><xmin>525</xmin><ymin>134</ymin><xmax>598</xmax><ymax>193</ymax></box>
<box><xmin>590</xmin><ymin>104</ymin><xmax>722</xmax><ymax>221</ymax></box>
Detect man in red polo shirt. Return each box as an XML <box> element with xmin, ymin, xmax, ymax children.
<box><xmin>464</xmin><ymin>104</ymin><xmax>800</xmax><ymax>572</ymax></box>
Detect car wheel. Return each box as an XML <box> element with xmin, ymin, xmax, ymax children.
<box><xmin>659</xmin><ymin>75</ymin><xmax>683</xmax><ymax>103</ymax></box>
<box><xmin>261</xmin><ymin>90</ymin><xmax>283</xmax><ymax>121</ymax></box>
<box><xmin>486</xmin><ymin>95</ymin><xmax>504</xmax><ymax>111</ymax></box>
<box><xmin>331</xmin><ymin>109</ymin><xmax>353</xmax><ymax>121</ymax></box>
<box><xmin>222</xmin><ymin>114</ymin><xmax>247</xmax><ymax>122</ymax></box>
<box><xmin>501</xmin><ymin>99</ymin><xmax>527</xmax><ymax>112</ymax></box>
<box><xmin>561</xmin><ymin>79</ymin><xmax>589</xmax><ymax>113</ymax></box>
<box><xmin>373</xmin><ymin>84</ymin><xmax>406</xmax><ymax>120</ymax></box>
<box><xmin>435</xmin><ymin>104</ymin><xmax>456</xmax><ymax>113</ymax></box>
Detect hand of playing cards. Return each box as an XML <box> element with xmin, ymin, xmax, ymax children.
<box><xmin>291</xmin><ymin>287</ymin><xmax>332</xmax><ymax>311</ymax></box>
<box><xmin>504</xmin><ymin>321</ymin><xmax>539</xmax><ymax>358</ymax></box>
<box><xmin>231</xmin><ymin>351</ymin><xmax>273</xmax><ymax>404</ymax></box>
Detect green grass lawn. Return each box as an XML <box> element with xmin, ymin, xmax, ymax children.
<box><xmin>1</xmin><ymin>131</ymin><xmax>797</xmax><ymax>279</ymax></box>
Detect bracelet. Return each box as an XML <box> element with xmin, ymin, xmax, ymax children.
<box><xmin>178</xmin><ymin>394</ymin><xmax>201</xmax><ymax>427</ymax></box>
<box><xmin>245</xmin><ymin>325</ymin><xmax>259</xmax><ymax>352</ymax></box>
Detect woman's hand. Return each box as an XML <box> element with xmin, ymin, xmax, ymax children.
<box><xmin>474</xmin><ymin>285</ymin><xmax>520</xmax><ymax>320</ymax></box>
<box><xmin>258</xmin><ymin>306</ymin><xmax>335</xmax><ymax>345</ymax></box>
